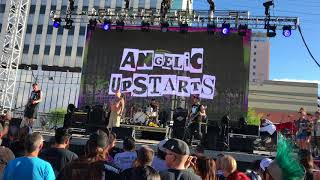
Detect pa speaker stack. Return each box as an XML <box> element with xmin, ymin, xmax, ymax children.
<box><xmin>112</xmin><ymin>127</ymin><xmax>135</xmax><ymax>140</ymax></box>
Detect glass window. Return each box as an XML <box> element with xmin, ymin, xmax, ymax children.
<box><xmin>26</xmin><ymin>24</ymin><xmax>33</xmax><ymax>34</ymax></box>
<box><xmin>68</xmin><ymin>27</ymin><xmax>74</xmax><ymax>35</ymax></box>
<box><xmin>253</xmin><ymin>52</ymin><xmax>256</xmax><ymax>55</ymax></box>
<box><xmin>253</xmin><ymin>58</ymin><xmax>256</xmax><ymax>62</ymax></box>
<box><xmin>23</xmin><ymin>45</ymin><xmax>29</xmax><ymax>54</ymax></box>
<box><xmin>65</xmin><ymin>46</ymin><xmax>72</xmax><ymax>56</ymax></box>
<box><xmin>150</xmin><ymin>0</ymin><xmax>157</xmax><ymax>8</ymax></box>
<box><xmin>79</xmin><ymin>26</ymin><xmax>86</xmax><ymax>35</ymax></box>
<box><xmin>0</xmin><ymin>4</ymin><xmax>5</xmax><ymax>13</ymax></box>
<box><xmin>82</xmin><ymin>6</ymin><xmax>88</xmax><ymax>12</ymax></box>
<box><xmin>45</xmin><ymin>35</ymin><xmax>52</xmax><ymax>45</ymax></box>
<box><xmin>67</xmin><ymin>36</ymin><xmax>73</xmax><ymax>46</ymax></box>
<box><xmin>0</xmin><ymin>23</ymin><xmax>2</xmax><ymax>32</ymax></box>
<box><xmin>36</xmin><ymin>25</ymin><xmax>43</xmax><ymax>34</ymax></box>
<box><xmin>44</xmin><ymin>45</ymin><xmax>50</xmax><ymax>55</ymax></box>
<box><xmin>61</xmin><ymin>5</ymin><xmax>67</xmax><ymax>12</ymax></box>
<box><xmin>252</xmin><ymin>72</ymin><xmax>256</xmax><ymax>76</ymax></box>
<box><xmin>57</xmin><ymin>27</ymin><xmax>64</xmax><ymax>35</ymax></box>
<box><xmin>253</xmin><ymin>65</ymin><xmax>256</xmax><ymax>69</ymax></box>
<box><xmin>116</xmin><ymin>0</ymin><xmax>122</xmax><ymax>8</ymax></box>
<box><xmin>76</xmin><ymin>47</ymin><xmax>83</xmax><ymax>57</ymax></box>
<box><xmin>106</xmin><ymin>0</ymin><xmax>111</xmax><ymax>7</ymax></box>
<box><xmin>51</xmin><ymin>5</ymin><xmax>56</xmax><ymax>10</ymax></box>
<box><xmin>29</xmin><ymin>5</ymin><xmax>36</xmax><ymax>14</ymax></box>
<box><xmin>254</xmin><ymin>45</ymin><xmax>257</xmax><ymax>49</ymax></box>
<box><xmin>55</xmin><ymin>46</ymin><xmax>61</xmax><ymax>55</ymax></box>
<box><xmin>33</xmin><ymin>45</ymin><xmax>40</xmax><ymax>54</ymax></box>
<box><xmin>40</xmin><ymin>5</ymin><xmax>46</xmax><ymax>14</ymax></box>
<box><xmin>138</xmin><ymin>0</ymin><xmax>145</xmax><ymax>8</ymax></box>
<box><xmin>47</xmin><ymin>25</ymin><xmax>53</xmax><ymax>34</ymax></box>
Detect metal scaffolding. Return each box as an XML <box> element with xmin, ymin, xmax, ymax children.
<box><xmin>0</xmin><ymin>0</ymin><xmax>30</xmax><ymax>113</ymax></box>
<box><xmin>51</xmin><ymin>8</ymin><xmax>299</xmax><ymax>30</ymax></box>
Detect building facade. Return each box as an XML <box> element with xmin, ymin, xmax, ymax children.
<box><xmin>248</xmin><ymin>80</ymin><xmax>318</xmax><ymax>123</ymax></box>
<box><xmin>250</xmin><ymin>32</ymin><xmax>270</xmax><ymax>83</ymax></box>
<box><xmin>0</xmin><ymin>0</ymin><xmax>188</xmax><ymax>113</ymax></box>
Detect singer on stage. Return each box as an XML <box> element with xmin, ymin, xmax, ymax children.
<box><xmin>108</xmin><ymin>91</ymin><xmax>125</xmax><ymax>129</ymax></box>
<box><xmin>21</xmin><ymin>83</ymin><xmax>42</xmax><ymax>129</ymax></box>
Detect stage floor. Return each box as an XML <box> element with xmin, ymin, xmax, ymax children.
<box><xmin>35</xmin><ymin>128</ymin><xmax>275</xmax><ymax>163</ymax></box>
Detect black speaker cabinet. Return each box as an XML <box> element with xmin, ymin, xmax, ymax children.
<box><xmin>112</xmin><ymin>127</ymin><xmax>135</xmax><ymax>140</ymax></box>
<box><xmin>229</xmin><ymin>134</ymin><xmax>256</xmax><ymax>153</ymax></box>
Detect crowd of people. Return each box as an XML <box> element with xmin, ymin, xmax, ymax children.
<box><xmin>0</xmin><ymin>120</ymin><xmax>318</xmax><ymax>180</ymax></box>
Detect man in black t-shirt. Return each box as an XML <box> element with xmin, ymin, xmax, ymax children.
<box><xmin>160</xmin><ymin>138</ymin><xmax>201</xmax><ymax>180</ymax></box>
<box><xmin>184</xmin><ymin>96</ymin><xmax>206</xmax><ymax>144</ymax></box>
<box><xmin>22</xmin><ymin>83</ymin><xmax>42</xmax><ymax>130</ymax></box>
<box><xmin>40</xmin><ymin>128</ymin><xmax>78</xmax><ymax>176</ymax></box>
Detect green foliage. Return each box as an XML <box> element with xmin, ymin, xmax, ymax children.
<box><xmin>47</xmin><ymin>108</ymin><xmax>66</xmax><ymax>128</ymax></box>
<box><xmin>246</xmin><ymin>108</ymin><xmax>262</xmax><ymax>126</ymax></box>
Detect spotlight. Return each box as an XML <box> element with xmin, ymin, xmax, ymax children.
<box><xmin>53</xmin><ymin>18</ymin><xmax>61</xmax><ymax>28</ymax></box>
<box><xmin>160</xmin><ymin>21</ymin><xmax>169</xmax><ymax>32</ymax></box>
<box><xmin>282</xmin><ymin>25</ymin><xmax>292</xmax><ymax>37</ymax></box>
<box><xmin>267</xmin><ymin>25</ymin><xmax>277</xmax><ymax>37</ymax></box>
<box><xmin>116</xmin><ymin>20</ymin><xmax>124</xmax><ymax>31</ymax></box>
<box><xmin>141</xmin><ymin>21</ymin><xmax>150</xmax><ymax>32</ymax></box>
<box><xmin>180</xmin><ymin>22</ymin><xmax>188</xmax><ymax>33</ymax></box>
<box><xmin>103</xmin><ymin>19</ymin><xmax>111</xmax><ymax>31</ymax></box>
<box><xmin>207</xmin><ymin>22</ymin><xmax>216</xmax><ymax>34</ymax></box>
<box><xmin>221</xmin><ymin>22</ymin><xmax>230</xmax><ymax>35</ymax></box>
<box><xmin>238</xmin><ymin>24</ymin><xmax>248</xmax><ymax>36</ymax></box>
<box><xmin>263</xmin><ymin>0</ymin><xmax>274</xmax><ymax>16</ymax></box>
<box><xmin>88</xmin><ymin>18</ymin><xmax>97</xmax><ymax>30</ymax></box>
<box><xmin>64</xmin><ymin>18</ymin><xmax>73</xmax><ymax>29</ymax></box>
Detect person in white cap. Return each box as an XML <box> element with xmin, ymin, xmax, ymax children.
<box><xmin>152</xmin><ymin>139</ymin><xmax>168</xmax><ymax>171</ymax></box>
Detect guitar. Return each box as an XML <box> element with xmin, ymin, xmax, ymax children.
<box><xmin>186</xmin><ymin>105</ymin><xmax>207</xmax><ymax>126</ymax></box>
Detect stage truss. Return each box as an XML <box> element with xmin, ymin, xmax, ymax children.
<box><xmin>0</xmin><ymin>0</ymin><xmax>30</xmax><ymax>114</ymax></box>
<box><xmin>51</xmin><ymin>8</ymin><xmax>299</xmax><ymax>30</ymax></box>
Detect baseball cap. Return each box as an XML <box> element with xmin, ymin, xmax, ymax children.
<box><xmin>157</xmin><ymin>139</ymin><xmax>168</xmax><ymax>152</ymax></box>
<box><xmin>260</xmin><ymin>158</ymin><xmax>273</xmax><ymax>171</ymax></box>
<box><xmin>163</xmin><ymin>138</ymin><xmax>190</xmax><ymax>155</ymax></box>
<box><xmin>89</xmin><ymin>130</ymin><xmax>109</xmax><ymax>148</ymax></box>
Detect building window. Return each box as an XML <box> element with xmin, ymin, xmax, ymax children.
<box><xmin>29</xmin><ymin>5</ymin><xmax>36</xmax><ymax>14</ymax></box>
<box><xmin>253</xmin><ymin>52</ymin><xmax>256</xmax><ymax>55</ymax></box>
<box><xmin>253</xmin><ymin>58</ymin><xmax>256</xmax><ymax>62</ymax></box>
<box><xmin>58</xmin><ymin>27</ymin><xmax>64</xmax><ymax>35</ymax></box>
<box><xmin>253</xmin><ymin>65</ymin><xmax>256</xmax><ymax>69</ymax></box>
<box><xmin>44</xmin><ymin>45</ymin><xmax>50</xmax><ymax>55</ymax></box>
<box><xmin>254</xmin><ymin>45</ymin><xmax>257</xmax><ymax>48</ymax></box>
<box><xmin>76</xmin><ymin>47</ymin><xmax>83</xmax><ymax>57</ymax></box>
<box><xmin>68</xmin><ymin>27</ymin><xmax>74</xmax><ymax>35</ymax></box>
<box><xmin>116</xmin><ymin>0</ymin><xmax>122</xmax><ymax>8</ymax></box>
<box><xmin>0</xmin><ymin>4</ymin><xmax>5</xmax><ymax>13</ymax></box>
<box><xmin>33</xmin><ymin>45</ymin><xmax>40</xmax><ymax>54</ymax></box>
<box><xmin>55</xmin><ymin>46</ymin><xmax>61</xmax><ymax>55</ymax></box>
<box><xmin>51</xmin><ymin>5</ymin><xmax>56</xmax><ymax>10</ymax></box>
<box><xmin>23</xmin><ymin>45</ymin><xmax>29</xmax><ymax>54</ymax></box>
<box><xmin>36</xmin><ymin>25</ymin><xmax>43</xmax><ymax>34</ymax></box>
<box><xmin>79</xmin><ymin>26</ymin><xmax>86</xmax><ymax>35</ymax></box>
<box><xmin>47</xmin><ymin>25</ymin><xmax>53</xmax><ymax>34</ymax></box>
<box><xmin>150</xmin><ymin>0</ymin><xmax>157</xmax><ymax>8</ymax></box>
<box><xmin>61</xmin><ymin>6</ymin><xmax>67</xmax><ymax>12</ymax></box>
<box><xmin>82</xmin><ymin>6</ymin><xmax>88</xmax><ymax>12</ymax></box>
<box><xmin>65</xmin><ymin>46</ymin><xmax>72</xmax><ymax>56</ymax></box>
<box><xmin>252</xmin><ymin>72</ymin><xmax>256</xmax><ymax>76</ymax></box>
<box><xmin>40</xmin><ymin>5</ymin><xmax>46</xmax><ymax>14</ymax></box>
<box><xmin>138</xmin><ymin>0</ymin><xmax>145</xmax><ymax>8</ymax></box>
<box><xmin>26</xmin><ymin>24</ymin><xmax>33</xmax><ymax>34</ymax></box>
<box><xmin>0</xmin><ymin>23</ymin><xmax>2</xmax><ymax>32</ymax></box>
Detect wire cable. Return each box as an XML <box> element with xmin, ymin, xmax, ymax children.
<box><xmin>297</xmin><ymin>25</ymin><xmax>320</xmax><ymax>68</ymax></box>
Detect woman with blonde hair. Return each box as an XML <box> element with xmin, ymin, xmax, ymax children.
<box><xmin>221</xmin><ymin>155</ymin><xmax>249</xmax><ymax>180</ymax></box>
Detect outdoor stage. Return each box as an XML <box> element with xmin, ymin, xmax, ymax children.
<box><xmin>35</xmin><ymin>128</ymin><xmax>275</xmax><ymax>165</ymax></box>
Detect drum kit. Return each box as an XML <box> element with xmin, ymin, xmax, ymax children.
<box><xmin>126</xmin><ymin>105</ymin><xmax>160</xmax><ymax>127</ymax></box>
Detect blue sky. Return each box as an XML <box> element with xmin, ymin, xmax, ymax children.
<box><xmin>194</xmin><ymin>0</ymin><xmax>320</xmax><ymax>86</ymax></box>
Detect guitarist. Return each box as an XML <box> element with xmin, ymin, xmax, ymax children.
<box><xmin>185</xmin><ymin>95</ymin><xmax>206</xmax><ymax>145</ymax></box>
<box><xmin>21</xmin><ymin>83</ymin><xmax>42</xmax><ymax>130</ymax></box>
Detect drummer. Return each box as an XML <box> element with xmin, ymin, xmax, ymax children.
<box><xmin>146</xmin><ymin>99</ymin><xmax>159</xmax><ymax>125</ymax></box>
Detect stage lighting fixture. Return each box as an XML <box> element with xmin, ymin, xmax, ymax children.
<box><xmin>221</xmin><ymin>22</ymin><xmax>230</xmax><ymax>35</ymax></box>
<box><xmin>282</xmin><ymin>25</ymin><xmax>292</xmax><ymax>37</ymax></box>
<box><xmin>53</xmin><ymin>18</ymin><xmax>61</xmax><ymax>28</ymax></box>
<box><xmin>116</xmin><ymin>20</ymin><xmax>125</xmax><ymax>31</ymax></box>
<box><xmin>207</xmin><ymin>23</ymin><xmax>216</xmax><ymax>34</ymax></box>
<box><xmin>263</xmin><ymin>0</ymin><xmax>274</xmax><ymax>16</ymax></box>
<box><xmin>267</xmin><ymin>25</ymin><xmax>277</xmax><ymax>37</ymax></box>
<box><xmin>238</xmin><ymin>24</ymin><xmax>248</xmax><ymax>36</ymax></box>
<box><xmin>88</xmin><ymin>18</ymin><xmax>97</xmax><ymax>30</ymax></box>
<box><xmin>64</xmin><ymin>18</ymin><xmax>73</xmax><ymax>29</ymax></box>
<box><xmin>141</xmin><ymin>21</ymin><xmax>150</xmax><ymax>32</ymax></box>
<box><xmin>103</xmin><ymin>19</ymin><xmax>112</xmax><ymax>31</ymax></box>
<box><xmin>180</xmin><ymin>22</ymin><xmax>188</xmax><ymax>33</ymax></box>
<box><xmin>160</xmin><ymin>21</ymin><xmax>169</xmax><ymax>32</ymax></box>
<box><xmin>69</xmin><ymin>0</ymin><xmax>75</xmax><ymax>11</ymax></box>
